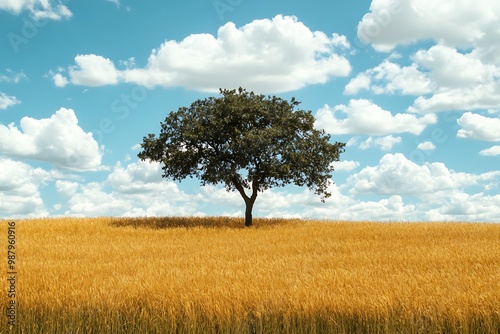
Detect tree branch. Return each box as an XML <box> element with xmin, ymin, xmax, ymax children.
<box><xmin>250</xmin><ymin>176</ymin><xmax>259</xmax><ymax>202</ymax></box>
<box><xmin>232</xmin><ymin>176</ymin><xmax>249</xmax><ymax>202</ymax></box>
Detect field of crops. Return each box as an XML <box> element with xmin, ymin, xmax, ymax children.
<box><xmin>1</xmin><ymin>217</ymin><xmax>500</xmax><ymax>333</ymax></box>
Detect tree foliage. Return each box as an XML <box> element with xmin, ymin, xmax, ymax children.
<box><xmin>138</xmin><ymin>88</ymin><xmax>345</xmax><ymax>226</ymax></box>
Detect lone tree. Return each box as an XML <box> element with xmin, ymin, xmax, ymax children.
<box><xmin>138</xmin><ymin>88</ymin><xmax>345</xmax><ymax>227</ymax></box>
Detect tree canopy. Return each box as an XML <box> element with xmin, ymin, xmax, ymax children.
<box><xmin>138</xmin><ymin>88</ymin><xmax>345</xmax><ymax>226</ymax></box>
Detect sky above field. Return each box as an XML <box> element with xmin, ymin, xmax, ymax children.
<box><xmin>0</xmin><ymin>0</ymin><xmax>499</xmax><ymax>221</ymax></box>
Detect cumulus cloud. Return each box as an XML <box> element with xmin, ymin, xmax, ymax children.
<box><xmin>355</xmin><ymin>2</ymin><xmax>500</xmax><ymax>114</ymax></box>
<box><xmin>196</xmin><ymin>182</ymin><xmax>417</xmax><ymax>221</ymax></box>
<box><xmin>334</xmin><ymin>195</ymin><xmax>416</xmax><ymax>221</ymax></box>
<box><xmin>407</xmin><ymin>45</ymin><xmax>500</xmax><ymax>113</ymax></box>
<box><xmin>0</xmin><ymin>0</ymin><xmax>72</xmax><ymax>20</ymax></box>
<box><xmin>315</xmin><ymin>99</ymin><xmax>436</xmax><ymax>135</ymax></box>
<box><xmin>344</xmin><ymin>60</ymin><xmax>433</xmax><ymax>95</ymax></box>
<box><xmin>344</xmin><ymin>73</ymin><xmax>371</xmax><ymax>95</ymax></box>
<box><xmin>52</xmin><ymin>73</ymin><xmax>69</xmax><ymax>87</ymax></box>
<box><xmin>417</xmin><ymin>141</ymin><xmax>436</xmax><ymax>150</ymax></box>
<box><xmin>64</xmin><ymin>182</ymin><xmax>133</xmax><ymax>217</ymax></box>
<box><xmin>55</xmin><ymin>180</ymin><xmax>79</xmax><ymax>197</ymax></box>
<box><xmin>479</xmin><ymin>146</ymin><xmax>500</xmax><ymax>156</ymax></box>
<box><xmin>254</xmin><ymin>185</ymin><xmax>418</xmax><ymax>221</ymax></box>
<box><xmin>0</xmin><ymin>108</ymin><xmax>102</xmax><ymax>170</ymax></box>
<box><xmin>332</xmin><ymin>160</ymin><xmax>360</xmax><ymax>172</ymax></box>
<box><xmin>346</xmin><ymin>45</ymin><xmax>500</xmax><ymax>113</ymax></box>
<box><xmin>426</xmin><ymin>191</ymin><xmax>500</xmax><ymax>222</ymax></box>
<box><xmin>359</xmin><ymin>135</ymin><xmax>401</xmax><ymax>151</ymax></box>
<box><xmin>413</xmin><ymin>45</ymin><xmax>496</xmax><ymax>88</ymax></box>
<box><xmin>68</xmin><ymin>54</ymin><xmax>120</xmax><ymax>87</ymax></box>
<box><xmin>13</xmin><ymin>153</ymin><xmax>497</xmax><ymax>221</ymax></box>
<box><xmin>357</xmin><ymin>0</ymin><xmax>500</xmax><ymax>60</ymax></box>
<box><xmin>348</xmin><ymin>153</ymin><xmax>499</xmax><ymax>196</ymax></box>
<box><xmin>41</xmin><ymin>154</ymin><xmax>418</xmax><ymax>221</ymax></box>
<box><xmin>55</xmin><ymin>15</ymin><xmax>351</xmax><ymax>93</ymax></box>
<box><xmin>0</xmin><ymin>92</ymin><xmax>20</xmax><ymax>110</ymax></box>
<box><xmin>107</xmin><ymin>160</ymin><xmax>165</xmax><ymax>194</ymax></box>
<box><xmin>0</xmin><ymin>158</ymin><xmax>48</xmax><ymax>217</ymax></box>
<box><xmin>457</xmin><ymin>112</ymin><xmax>500</xmax><ymax>141</ymax></box>
<box><xmin>62</xmin><ymin>160</ymin><xmax>198</xmax><ymax>217</ymax></box>
<box><xmin>346</xmin><ymin>137</ymin><xmax>360</xmax><ymax>147</ymax></box>
<box><xmin>409</xmin><ymin>86</ymin><xmax>500</xmax><ymax>114</ymax></box>
<box><xmin>197</xmin><ymin>185</ymin><xmax>244</xmax><ymax>210</ymax></box>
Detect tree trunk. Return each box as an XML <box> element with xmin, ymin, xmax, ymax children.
<box><xmin>245</xmin><ymin>200</ymin><xmax>254</xmax><ymax>227</ymax></box>
<box><xmin>232</xmin><ymin>176</ymin><xmax>259</xmax><ymax>227</ymax></box>
<box><xmin>245</xmin><ymin>210</ymin><xmax>252</xmax><ymax>227</ymax></box>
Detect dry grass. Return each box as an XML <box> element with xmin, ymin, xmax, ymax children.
<box><xmin>1</xmin><ymin>216</ymin><xmax>500</xmax><ymax>333</ymax></box>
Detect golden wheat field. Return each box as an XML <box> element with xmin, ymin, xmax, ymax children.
<box><xmin>1</xmin><ymin>217</ymin><xmax>500</xmax><ymax>333</ymax></box>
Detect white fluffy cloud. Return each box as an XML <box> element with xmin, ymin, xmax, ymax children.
<box><xmin>0</xmin><ymin>92</ymin><xmax>20</xmax><ymax>110</ymax></box>
<box><xmin>55</xmin><ymin>180</ymin><xmax>79</xmax><ymax>197</ymax></box>
<box><xmin>192</xmin><ymin>181</ymin><xmax>416</xmax><ymax>221</ymax></box>
<box><xmin>344</xmin><ymin>74</ymin><xmax>371</xmax><ymax>95</ymax></box>
<box><xmin>359</xmin><ymin>135</ymin><xmax>401</xmax><ymax>151</ymax></box>
<box><xmin>457</xmin><ymin>112</ymin><xmax>500</xmax><ymax>142</ymax></box>
<box><xmin>253</xmin><ymin>185</ymin><xmax>418</xmax><ymax>221</ymax></box>
<box><xmin>332</xmin><ymin>195</ymin><xmax>416</xmax><ymax>221</ymax></box>
<box><xmin>355</xmin><ymin>1</ymin><xmax>500</xmax><ymax>114</ymax></box>
<box><xmin>107</xmin><ymin>160</ymin><xmax>165</xmax><ymax>194</ymax></box>
<box><xmin>348</xmin><ymin>153</ymin><xmax>499</xmax><ymax>196</ymax></box>
<box><xmin>426</xmin><ymin>191</ymin><xmax>500</xmax><ymax>222</ymax></box>
<box><xmin>344</xmin><ymin>60</ymin><xmax>433</xmax><ymax>95</ymax></box>
<box><xmin>44</xmin><ymin>155</ymin><xmax>419</xmax><ymax>221</ymax></box>
<box><xmin>409</xmin><ymin>85</ymin><xmax>500</xmax><ymax>114</ymax></box>
<box><xmin>52</xmin><ymin>73</ymin><xmax>69</xmax><ymax>87</ymax></box>
<box><xmin>357</xmin><ymin>0</ymin><xmax>500</xmax><ymax>60</ymax></box>
<box><xmin>315</xmin><ymin>99</ymin><xmax>436</xmax><ymax>135</ymax></box>
<box><xmin>413</xmin><ymin>45</ymin><xmax>496</xmax><ymax>88</ymax></box>
<box><xmin>0</xmin><ymin>108</ymin><xmax>102</xmax><ymax>170</ymax></box>
<box><xmin>64</xmin><ymin>182</ymin><xmax>133</xmax><ymax>217</ymax></box>
<box><xmin>408</xmin><ymin>46</ymin><xmax>500</xmax><ymax>113</ymax></box>
<box><xmin>0</xmin><ymin>0</ymin><xmax>72</xmax><ymax>20</ymax></box>
<box><xmin>62</xmin><ymin>160</ymin><xmax>198</xmax><ymax>217</ymax></box>
<box><xmin>347</xmin><ymin>45</ymin><xmax>500</xmax><ymax>113</ymax></box>
<box><xmin>417</xmin><ymin>141</ymin><xmax>436</xmax><ymax>150</ymax></box>
<box><xmin>332</xmin><ymin>160</ymin><xmax>360</xmax><ymax>172</ymax></box>
<box><xmin>67</xmin><ymin>54</ymin><xmax>120</xmax><ymax>87</ymax></box>
<box><xmin>50</xmin><ymin>153</ymin><xmax>500</xmax><ymax>221</ymax></box>
<box><xmin>0</xmin><ymin>158</ymin><xmax>48</xmax><ymax>217</ymax></box>
<box><xmin>479</xmin><ymin>146</ymin><xmax>500</xmax><ymax>156</ymax></box>
<box><xmin>55</xmin><ymin>15</ymin><xmax>351</xmax><ymax>93</ymax></box>
<box><xmin>4</xmin><ymin>152</ymin><xmax>496</xmax><ymax>221</ymax></box>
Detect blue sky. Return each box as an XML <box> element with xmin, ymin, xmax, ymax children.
<box><xmin>1</xmin><ymin>0</ymin><xmax>499</xmax><ymax>221</ymax></box>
